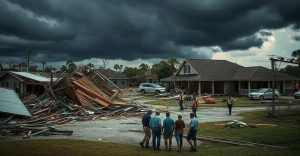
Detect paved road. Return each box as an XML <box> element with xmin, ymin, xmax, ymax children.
<box><xmin>36</xmin><ymin>103</ymin><xmax>299</xmax><ymax>147</ymax></box>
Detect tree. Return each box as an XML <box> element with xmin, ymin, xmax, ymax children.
<box><xmin>167</xmin><ymin>57</ymin><xmax>179</xmax><ymax>73</ymax></box>
<box><xmin>66</xmin><ymin>60</ymin><xmax>77</xmax><ymax>73</ymax></box>
<box><xmin>151</xmin><ymin>60</ymin><xmax>173</xmax><ymax>80</ymax></box>
<box><xmin>60</xmin><ymin>65</ymin><xmax>67</xmax><ymax>72</ymax></box>
<box><xmin>119</xmin><ymin>65</ymin><xmax>123</xmax><ymax>72</ymax></box>
<box><xmin>292</xmin><ymin>49</ymin><xmax>300</xmax><ymax>58</ymax></box>
<box><xmin>280</xmin><ymin>65</ymin><xmax>300</xmax><ymax>77</ymax></box>
<box><xmin>87</xmin><ymin>63</ymin><xmax>94</xmax><ymax>69</ymax></box>
<box><xmin>114</xmin><ymin>64</ymin><xmax>120</xmax><ymax>71</ymax></box>
<box><xmin>123</xmin><ymin>66</ymin><xmax>139</xmax><ymax>78</ymax></box>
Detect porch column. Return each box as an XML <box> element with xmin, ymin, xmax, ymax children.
<box><xmin>238</xmin><ymin>81</ymin><xmax>241</xmax><ymax>95</ymax></box>
<box><xmin>248</xmin><ymin>81</ymin><xmax>251</xmax><ymax>94</ymax></box>
<box><xmin>198</xmin><ymin>81</ymin><xmax>201</xmax><ymax>96</ymax></box>
<box><xmin>173</xmin><ymin>81</ymin><xmax>175</xmax><ymax>88</ymax></box>
<box><xmin>283</xmin><ymin>81</ymin><xmax>286</xmax><ymax>95</ymax></box>
<box><xmin>212</xmin><ymin>81</ymin><xmax>215</xmax><ymax>94</ymax></box>
<box><xmin>187</xmin><ymin>81</ymin><xmax>190</xmax><ymax>90</ymax></box>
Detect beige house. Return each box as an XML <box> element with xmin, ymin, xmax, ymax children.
<box><xmin>161</xmin><ymin>59</ymin><xmax>300</xmax><ymax>96</ymax></box>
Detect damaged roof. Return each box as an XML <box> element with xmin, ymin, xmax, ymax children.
<box><xmin>10</xmin><ymin>72</ymin><xmax>51</xmax><ymax>82</ymax></box>
<box><xmin>0</xmin><ymin>87</ymin><xmax>31</xmax><ymax>117</ymax></box>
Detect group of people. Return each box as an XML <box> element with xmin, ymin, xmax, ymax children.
<box><xmin>139</xmin><ymin>94</ymin><xmax>234</xmax><ymax>152</ymax></box>
<box><xmin>139</xmin><ymin>110</ymin><xmax>198</xmax><ymax>152</ymax></box>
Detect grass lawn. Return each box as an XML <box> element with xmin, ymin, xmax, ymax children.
<box><xmin>145</xmin><ymin>96</ymin><xmax>300</xmax><ymax>107</ymax></box>
<box><xmin>1</xmin><ymin>109</ymin><xmax>299</xmax><ymax>156</ymax></box>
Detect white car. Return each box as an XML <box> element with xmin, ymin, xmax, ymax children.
<box><xmin>294</xmin><ymin>90</ymin><xmax>300</xmax><ymax>99</ymax></box>
<box><xmin>248</xmin><ymin>88</ymin><xmax>280</xmax><ymax>100</ymax></box>
<box><xmin>137</xmin><ymin>83</ymin><xmax>166</xmax><ymax>94</ymax></box>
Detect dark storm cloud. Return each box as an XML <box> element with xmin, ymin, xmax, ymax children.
<box><xmin>292</xmin><ymin>35</ymin><xmax>300</xmax><ymax>41</ymax></box>
<box><xmin>0</xmin><ymin>0</ymin><xmax>300</xmax><ymax>61</ymax></box>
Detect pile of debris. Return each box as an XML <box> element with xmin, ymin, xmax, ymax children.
<box><xmin>225</xmin><ymin>120</ymin><xmax>248</xmax><ymax>128</ymax></box>
<box><xmin>0</xmin><ymin>69</ymin><xmax>151</xmax><ymax>139</ymax></box>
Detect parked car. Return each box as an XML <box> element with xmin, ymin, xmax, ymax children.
<box><xmin>294</xmin><ymin>90</ymin><xmax>300</xmax><ymax>99</ymax></box>
<box><xmin>248</xmin><ymin>88</ymin><xmax>280</xmax><ymax>100</ymax></box>
<box><xmin>137</xmin><ymin>83</ymin><xmax>166</xmax><ymax>94</ymax></box>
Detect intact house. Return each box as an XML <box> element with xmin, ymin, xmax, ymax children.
<box><xmin>0</xmin><ymin>71</ymin><xmax>51</xmax><ymax>95</ymax></box>
<box><xmin>161</xmin><ymin>59</ymin><xmax>300</xmax><ymax>96</ymax></box>
<box><xmin>96</xmin><ymin>69</ymin><xmax>130</xmax><ymax>89</ymax></box>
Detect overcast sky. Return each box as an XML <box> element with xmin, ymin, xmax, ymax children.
<box><xmin>0</xmin><ymin>0</ymin><xmax>299</xmax><ymax>69</ymax></box>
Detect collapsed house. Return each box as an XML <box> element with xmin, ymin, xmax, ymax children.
<box><xmin>0</xmin><ymin>68</ymin><xmax>150</xmax><ymax>139</ymax></box>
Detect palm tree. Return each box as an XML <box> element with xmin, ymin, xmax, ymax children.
<box><xmin>66</xmin><ymin>60</ymin><xmax>76</xmax><ymax>72</ymax></box>
<box><xmin>87</xmin><ymin>63</ymin><xmax>94</xmax><ymax>69</ymax></box>
<box><xmin>119</xmin><ymin>65</ymin><xmax>123</xmax><ymax>72</ymax></box>
<box><xmin>114</xmin><ymin>64</ymin><xmax>120</xmax><ymax>71</ymax></box>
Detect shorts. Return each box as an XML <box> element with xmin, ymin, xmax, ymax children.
<box><xmin>164</xmin><ymin>132</ymin><xmax>173</xmax><ymax>139</ymax></box>
<box><xmin>187</xmin><ymin>129</ymin><xmax>197</xmax><ymax>140</ymax></box>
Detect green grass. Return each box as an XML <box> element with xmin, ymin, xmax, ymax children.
<box><xmin>199</xmin><ymin>109</ymin><xmax>300</xmax><ymax>150</ymax></box>
<box><xmin>1</xmin><ymin>109</ymin><xmax>299</xmax><ymax>156</ymax></box>
<box><xmin>145</xmin><ymin>96</ymin><xmax>300</xmax><ymax>107</ymax></box>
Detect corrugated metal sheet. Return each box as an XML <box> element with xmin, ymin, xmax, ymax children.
<box><xmin>11</xmin><ymin>71</ymin><xmax>50</xmax><ymax>82</ymax></box>
<box><xmin>0</xmin><ymin>87</ymin><xmax>31</xmax><ymax>117</ymax></box>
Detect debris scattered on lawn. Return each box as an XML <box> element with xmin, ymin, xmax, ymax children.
<box><xmin>0</xmin><ymin>69</ymin><xmax>152</xmax><ymax>139</ymax></box>
<box><xmin>225</xmin><ymin>120</ymin><xmax>248</xmax><ymax>128</ymax></box>
<box><xmin>214</xmin><ymin>121</ymin><xmax>278</xmax><ymax>128</ymax></box>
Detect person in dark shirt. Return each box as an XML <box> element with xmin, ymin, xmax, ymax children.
<box><xmin>179</xmin><ymin>91</ymin><xmax>184</xmax><ymax>111</ymax></box>
<box><xmin>191</xmin><ymin>97</ymin><xmax>198</xmax><ymax>118</ymax></box>
<box><xmin>139</xmin><ymin>110</ymin><xmax>152</xmax><ymax>148</ymax></box>
<box><xmin>174</xmin><ymin>114</ymin><xmax>185</xmax><ymax>152</ymax></box>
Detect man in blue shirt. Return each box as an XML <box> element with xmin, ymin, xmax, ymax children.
<box><xmin>186</xmin><ymin>113</ymin><xmax>198</xmax><ymax>152</ymax></box>
<box><xmin>140</xmin><ymin>110</ymin><xmax>152</xmax><ymax>148</ymax></box>
<box><xmin>150</xmin><ymin>111</ymin><xmax>162</xmax><ymax>150</ymax></box>
<box><xmin>163</xmin><ymin>112</ymin><xmax>174</xmax><ymax>151</ymax></box>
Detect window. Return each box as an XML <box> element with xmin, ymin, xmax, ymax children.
<box><xmin>183</xmin><ymin>64</ymin><xmax>190</xmax><ymax>74</ymax></box>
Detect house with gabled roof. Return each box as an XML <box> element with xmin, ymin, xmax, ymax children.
<box><xmin>96</xmin><ymin>69</ymin><xmax>130</xmax><ymax>88</ymax></box>
<box><xmin>0</xmin><ymin>71</ymin><xmax>51</xmax><ymax>95</ymax></box>
<box><xmin>161</xmin><ymin>59</ymin><xmax>300</xmax><ymax>96</ymax></box>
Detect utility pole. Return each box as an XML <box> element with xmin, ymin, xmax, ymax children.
<box><xmin>27</xmin><ymin>49</ymin><xmax>32</xmax><ymax>66</ymax></box>
<box><xmin>268</xmin><ymin>55</ymin><xmax>300</xmax><ymax>117</ymax></box>
<box><xmin>270</xmin><ymin>58</ymin><xmax>276</xmax><ymax>117</ymax></box>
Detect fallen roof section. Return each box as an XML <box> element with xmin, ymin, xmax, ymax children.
<box><xmin>0</xmin><ymin>87</ymin><xmax>31</xmax><ymax>117</ymax></box>
<box><xmin>11</xmin><ymin>71</ymin><xmax>51</xmax><ymax>82</ymax></box>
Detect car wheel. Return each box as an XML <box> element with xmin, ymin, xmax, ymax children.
<box><xmin>155</xmin><ymin>90</ymin><xmax>160</xmax><ymax>95</ymax></box>
<box><xmin>259</xmin><ymin>96</ymin><xmax>264</xmax><ymax>100</ymax></box>
<box><xmin>141</xmin><ymin>90</ymin><xmax>145</xmax><ymax>95</ymax></box>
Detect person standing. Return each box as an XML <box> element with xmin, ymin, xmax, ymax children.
<box><xmin>150</xmin><ymin>111</ymin><xmax>162</xmax><ymax>150</ymax></box>
<box><xmin>191</xmin><ymin>97</ymin><xmax>198</xmax><ymax>118</ymax></box>
<box><xmin>174</xmin><ymin>114</ymin><xmax>185</xmax><ymax>152</ymax></box>
<box><xmin>186</xmin><ymin>113</ymin><xmax>198</xmax><ymax>152</ymax></box>
<box><xmin>162</xmin><ymin>112</ymin><xmax>174</xmax><ymax>151</ymax></box>
<box><xmin>140</xmin><ymin>110</ymin><xmax>152</xmax><ymax>148</ymax></box>
<box><xmin>179</xmin><ymin>91</ymin><xmax>184</xmax><ymax>111</ymax></box>
<box><xmin>227</xmin><ymin>95</ymin><xmax>234</xmax><ymax>115</ymax></box>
